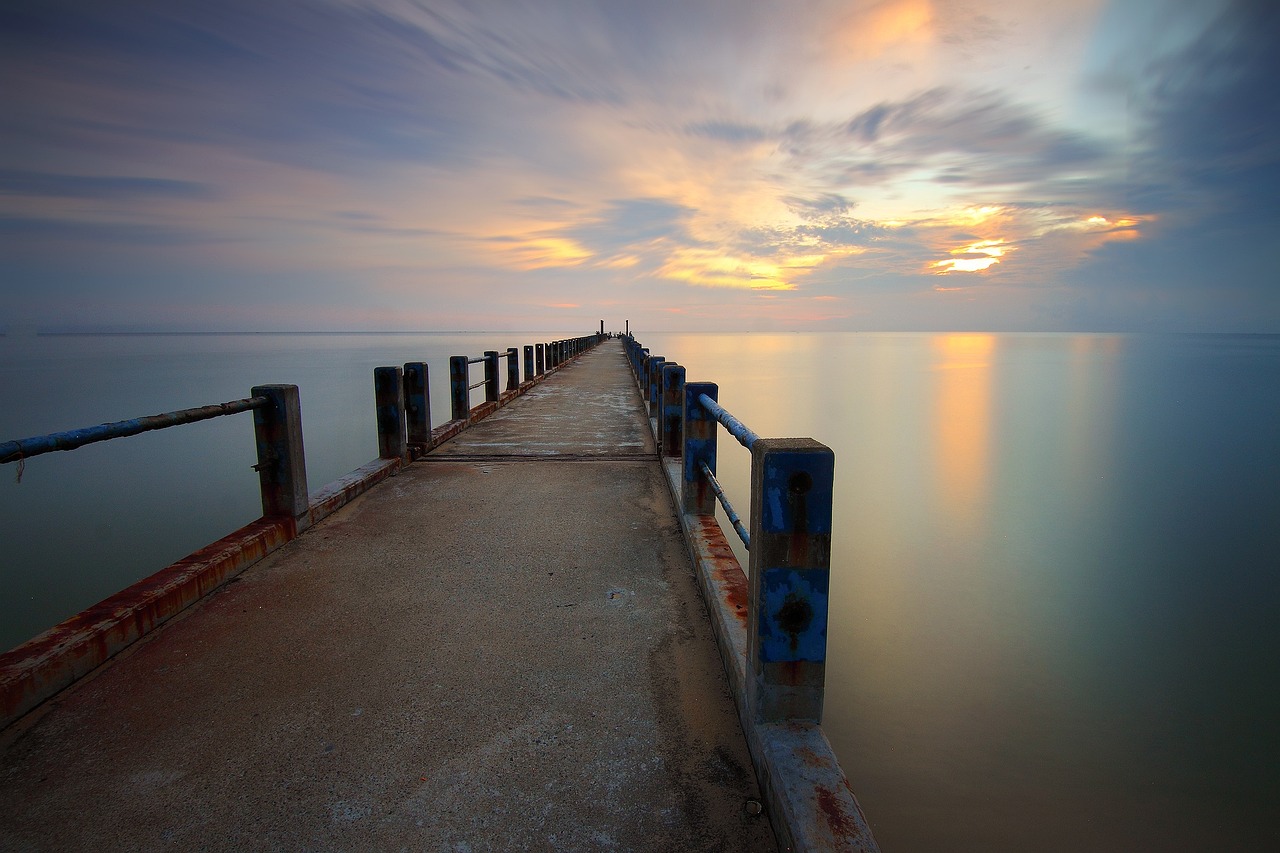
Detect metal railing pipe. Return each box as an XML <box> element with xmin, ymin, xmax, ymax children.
<box><xmin>697</xmin><ymin>393</ymin><xmax>760</xmax><ymax>450</ymax></box>
<box><xmin>1</xmin><ymin>397</ymin><xmax>267</xmax><ymax>465</ymax></box>
<box><xmin>700</xmin><ymin>460</ymin><xmax>750</xmax><ymax>548</ymax></box>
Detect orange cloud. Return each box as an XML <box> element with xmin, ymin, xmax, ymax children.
<box><xmin>932</xmin><ymin>239</ymin><xmax>1012</xmax><ymax>273</ymax></box>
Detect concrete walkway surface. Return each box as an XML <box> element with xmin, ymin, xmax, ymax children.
<box><xmin>0</xmin><ymin>342</ymin><xmax>778</xmax><ymax>852</ymax></box>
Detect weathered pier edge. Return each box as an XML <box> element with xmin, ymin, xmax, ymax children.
<box><xmin>626</xmin><ymin>336</ymin><xmax>879</xmax><ymax>853</ymax></box>
<box><xmin>0</xmin><ymin>334</ymin><xmax>601</xmax><ymax>732</ymax></box>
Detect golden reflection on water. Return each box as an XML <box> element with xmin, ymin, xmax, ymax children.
<box><xmin>932</xmin><ymin>334</ymin><xmax>995</xmax><ymax>532</ymax></box>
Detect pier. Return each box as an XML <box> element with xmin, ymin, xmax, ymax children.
<box><xmin>0</xmin><ymin>335</ymin><xmax>877</xmax><ymax>852</ymax></box>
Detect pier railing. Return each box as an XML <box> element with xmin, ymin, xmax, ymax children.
<box><xmin>624</xmin><ymin>334</ymin><xmax>832</xmax><ymax>725</ymax></box>
<box><xmin>624</xmin><ymin>334</ymin><xmax>877</xmax><ymax>852</ymax></box>
<box><xmin>0</xmin><ymin>331</ymin><xmax>603</xmax><ymax>729</ymax></box>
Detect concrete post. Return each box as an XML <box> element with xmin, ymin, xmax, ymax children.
<box><xmin>661</xmin><ymin>363</ymin><xmax>685</xmax><ymax>458</ymax></box>
<box><xmin>251</xmin><ymin>384</ymin><xmax>309</xmax><ymax>522</ymax></box>
<box><xmin>682</xmin><ymin>382</ymin><xmax>717</xmax><ymax>515</ymax></box>
<box><xmin>506</xmin><ymin>347</ymin><xmax>520</xmax><ymax>391</ymax></box>
<box><xmin>648</xmin><ymin>357</ymin><xmax>665</xmax><ymax>417</ymax></box>
<box><xmin>403</xmin><ymin>361</ymin><xmax>432</xmax><ymax>452</ymax></box>
<box><xmin>524</xmin><ymin>345</ymin><xmax>534</xmax><ymax>382</ymax></box>
<box><xmin>536</xmin><ymin>343</ymin><xmax>545</xmax><ymax>375</ymax></box>
<box><xmin>449</xmin><ymin>356</ymin><xmax>469</xmax><ymax>422</ymax></box>
<box><xmin>747</xmin><ymin>438</ymin><xmax>835</xmax><ymax>724</ymax></box>
<box><xmin>600</xmin><ymin>319</ymin><xmax>604</xmax><ymax>335</ymax></box>
<box><xmin>374</xmin><ymin>366</ymin><xmax>407</xmax><ymax>461</ymax></box>
<box><xmin>483</xmin><ymin>351</ymin><xmax>500</xmax><ymax>402</ymax></box>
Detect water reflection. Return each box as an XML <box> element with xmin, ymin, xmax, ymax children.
<box><xmin>932</xmin><ymin>333</ymin><xmax>995</xmax><ymax>532</ymax></box>
<box><xmin>643</xmin><ymin>331</ymin><xmax>1280</xmax><ymax>852</ymax></box>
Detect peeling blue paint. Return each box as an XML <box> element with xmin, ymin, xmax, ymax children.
<box><xmin>760</xmin><ymin>451</ymin><xmax>833</xmax><ymax>534</ymax></box>
<box><xmin>760</xmin><ymin>568</ymin><xmax>829</xmax><ymax>662</ymax></box>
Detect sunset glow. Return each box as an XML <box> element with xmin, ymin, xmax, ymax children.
<box><xmin>932</xmin><ymin>240</ymin><xmax>1012</xmax><ymax>274</ymax></box>
<box><xmin>0</xmin><ymin>0</ymin><xmax>1273</xmax><ymax>332</ymax></box>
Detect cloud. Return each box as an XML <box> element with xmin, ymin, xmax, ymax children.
<box><xmin>783</xmin><ymin>87</ymin><xmax>1111</xmax><ymax>202</ymax></box>
<box><xmin>684</xmin><ymin>121</ymin><xmax>772</xmax><ymax>144</ymax></box>
<box><xmin>0</xmin><ymin>170</ymin><xmax>213</xmax><ymax>201</ymax></box>
<box><xmin>1128</xmin><ymin>0</ymin><xmax>1280</xmax><ymax>221</ymax></box>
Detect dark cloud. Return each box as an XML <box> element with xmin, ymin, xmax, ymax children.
<box><xmin>1129</xmin><ymin>0</ymin><xmax>1280</xmax><ymax>220</ymax></box>
<box><xmin>684</xmin><ymin>121</ymin><xmax>771</xmax><ymax>144</ymax></box>
<box><xmin>0</xmin><ymin>170</ymin><xmax>213</xmax><ymax>201</ymax></box>
<box><xmin>855</xmin><ymin>88</ymin><xmax>1101</xmax><ymax>180</ymax></box>
<box><xmin>783</xmin><ymin>193</ymin><xmax>855</xmax><ymax>220</ymax></box>
<box><xmin>780</xmin><ymin>87</ymin><xmax>1110</xmax><ymax>202</ymax></box>
<box><xmin>0</xmin><ymin>0</ymin><xmax>485</xmax><ymax>175</ymax></box>
<box><xmin>1051</xmin><ymin>2</ymin><xmax>1280</xmax><ymax>330</ymax></box>
<box><xmin>0</xmin><ymin>216</ymin><xmax>219</xmax><ymax>246</ymax></box>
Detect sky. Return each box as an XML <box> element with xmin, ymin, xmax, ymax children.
<box><xmin>1</xmin><ymin>0</ymin><xmax>1277</xmax><ymax>333</ymax></box>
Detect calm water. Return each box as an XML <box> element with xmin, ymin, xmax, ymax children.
<box><xmin>2</xmin><ymin>331</ymin><xmax>1278</xmax><ymax>850</ymax></box>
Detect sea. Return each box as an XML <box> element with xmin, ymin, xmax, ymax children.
<box><xmin>1</xmin><ymin>330</ymin><xmax>1277</xmax><ymax>851</ymax></box>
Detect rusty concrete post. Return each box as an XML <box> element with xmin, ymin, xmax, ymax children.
<box><xmin>682</xmin><ymin>382</ymin><xmax>717</xmax><ymax>515</ymax></box>
<box><xmin>506</xmin><ymin>347</ymin><xmax>520</xmax><ymax>391</ymax></box>
<box><xmin>449</xmin><ymin>356</ymin><xmax>468</xmax><ymax>422</ymax></box>
<box><xmin>483</xmin><ymin>351</ymin><xmax>500</xmax><ymax>402</ymax></box>
<box><xmin>536</xmin><ymin>343</ymin><xmax>545</xmax><ymax>375</ymax></box>
<box><xmin>524</xmin><ymin>345</ymin><xmax>534</xmax><ymax>381</ymax></box>
<box><xmin>251</xmin><ymin>384</ymin><xmax>309</xmax><ymax>523</ymax></box>
<box><xmin>648</xmin><ymin>357</ymin><xmax>665</xmax><ymax>417</ymax></box>
<box><xmin>639</xmin><ymin>348</ymin><xmax>649</xmax><ymax>388</ymax></box>
<box><xmin>747</xmin><ymin>438</ymin><xmax>834</xmax><ymax>724</ymax></box>
<box><xmin>403</xmin><ymin>361</ymin><xmax>432</xmax><ymax>453</ymax></box>
<box><xmin>375</xmin><ymin>366</ymin><xmax>407</xmax><ymax>461</ymax></box>
<box><xmin>661</xmin><ymin>363</ymin><xmax>685</xmax><ymax>458</ymax></box>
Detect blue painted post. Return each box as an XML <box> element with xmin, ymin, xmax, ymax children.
<box><xmin>682</xmin><ymin>382</ymin><xmax>718</xmax><ymax>514</ymax></box>
<box><xmin>524</xmin><ymin>345</ymin><xmax>534</xmax><ymax>381</ymax></box>
<box><xmin>648</xmin><ymin>357</ymin><xmax>666</xmax><ymax>419</ymax></box>
<box><xmin>536</xmin><ymin>343</ymin><xmax>545</xmax><ymax>375</ymax></box>
<box><xmin>747</xmin><ymin>438</ymin><xmax>835</xmax><ymax>723</ymax></box>
<box><xmin>506</xmin><ymin>347</ymin><xmax>520</xmax><ymax>391</ymax></box>
<box><xmin>661</xmin><ymin>363</ymin><xmax>685</xmax><ymax>457</ymax></box>
<box><xmin>449</xmin><ymin>356</ymin><xmax>469</xmax><ymax>422</ymax></box>
<box><xmin>403</xmin><ymin>362</ymin><xmax>431</xmax><ymax>453</ymax></box>
<box><xmin>639</xmin><ymin>348</ymin><xmax>650</xmax><ymax>388</ymax></box>
<box><xmin>251</xmin><ymin>384</ymin><xmax>309</xmax><ymax>523</ymax></box>
<box><xmin>483</xmin><ymin>351</ymin><xmax>500</xmax><ymax>402</ymax></box>
<box><xmin>374</xmin><ymin>366</ymin><xmax>407</xmax><ymax>460</ymax></box>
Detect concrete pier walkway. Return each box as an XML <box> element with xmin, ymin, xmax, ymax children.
<box><xmin>0</xmin><ymin>342</ymin><xmax>777</xmax><ymax>852</ymax></box>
